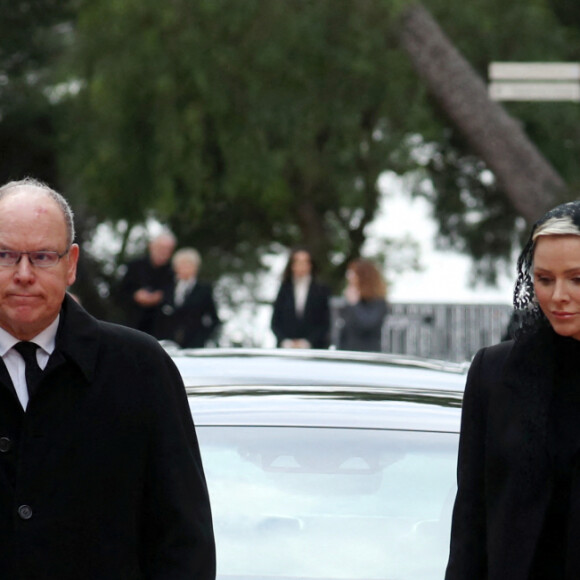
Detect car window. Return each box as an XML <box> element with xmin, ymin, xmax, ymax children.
<box><xmin>197</xmin><ymin>426</ymin><xmax>458</xmax><ymax>580</ymax></box>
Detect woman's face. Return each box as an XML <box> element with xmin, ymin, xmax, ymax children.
<box><xmin>346</xmin><ymin>267</ymin><xmax>359</xmax><ymax>287</ymax></box>
<box><xmin>291</xmin><ymin>251</ymin><xmax>312</xmax><ymax>280</ymax></box>
<box><xmin>533</xmin><ymin>235</ymin><xmax>580</xmax><ymax>340</ymax></box>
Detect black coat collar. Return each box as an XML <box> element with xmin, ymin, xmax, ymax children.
<box><xmin>51</xmin><ymin>294</ymin><xmax>102</xmax><ymax>384</ymax></box>
<box><xmin>502</xmin><ymin>328</ymin><xmax>557</xmax><ymax>490</ymax></box>
<box><xmin>503</xmin><ymin>326</ymin><xmax>557</xmax><ymax>408</ymax></box>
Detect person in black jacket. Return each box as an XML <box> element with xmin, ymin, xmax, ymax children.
<box><xmin>155</xmin><ymin>247</ymin><xmax>221</xmax><ymax>348</ymax></box>
<box><xmin>271</xmin><ymin>247</ymin><xmax>330</xmax><ymax>349</ymax></box>
<box><xmin>338</xmin><ymin>258</ymin><xmax>388</xmax><ymax>352</ymax></box>
<box><xmin>118</xmin><ymin>231</ymin><xmax>176</xmax><ymax>336</ymax></box>
<box><xmin>446</xmin><ymin>200</ymin><xmax>580</xmax><ymax>579</ymax></box>
<box><xmin>0</xmin><ymin>178</ymin><xmax>215</xmax><ymax>579</ymax></box>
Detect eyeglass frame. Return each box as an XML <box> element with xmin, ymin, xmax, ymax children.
<box><xmin>0</xmin><ymin>249</ymin><xmax>70</xmax><ymax>268</ymax></box>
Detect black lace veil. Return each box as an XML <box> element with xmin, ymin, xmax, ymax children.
<box><xmin>513</xmin><ymin>201</ymin><xmax>580</xmax><ymax>339</ymax></box>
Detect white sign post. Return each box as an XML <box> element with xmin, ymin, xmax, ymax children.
<box><xmin>488</xmin><ymin>62</ymin><xmax>580</xmax><ymax>102</ymax></box>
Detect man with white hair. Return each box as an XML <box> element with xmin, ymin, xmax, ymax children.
<box><xmin>0</xmin><ymin>178</ymin><xmax>215</xmax><ymax>579</ymax></box>
<box><xmin>155</xmin><ymin>247</ymin><xmax>221</xmax><ymax>347</ymax></box>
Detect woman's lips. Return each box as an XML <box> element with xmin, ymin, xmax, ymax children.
<box><xmin>552</xmin><ymin>311</ymin><xmax>576</xmax><ymax>319</ymax></box>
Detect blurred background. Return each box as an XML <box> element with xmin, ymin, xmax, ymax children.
<box><xmin>3</xmin><ymin>0</ymin><xmax>580</xmax><ymax>357</ymax></box>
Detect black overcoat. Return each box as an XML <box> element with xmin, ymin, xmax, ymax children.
<box><xmin>337</xmin><ymin>298</ymin><xmax>388</xmax><ymax>352</ymax></box>
<box><xmin>117</xmin><ymin>256</ymin><xmax>174</xmax><ymax>335</ymax></box>
<box><xmin>0</xmin><ymin>296</ymin><xmax>216</xmax><ymax>579</ymax></box>
<box><xmin>446</xmin><ymin>327</ymin><xmax>580</xmax><ymax>579</ymax></box>
<box><xmin>271</xmin><ymin>279</ymin><xmax>330</xmax><ymax>349</ymax></box>
<box><xmin>154</xmin><ymin>280</ymin><xmax>220</xmax><ymax>348</ymax></box>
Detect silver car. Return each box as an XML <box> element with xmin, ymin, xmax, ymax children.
<box><xmin>171</xmin><ymin>348</ymin><xmax>466</xmax><ymax>580</ymax></box>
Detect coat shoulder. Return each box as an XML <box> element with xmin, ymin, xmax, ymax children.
<box><xmin>469</xmin><ymin>340</ymin><xmax>514</xmax><ymax>385</ymax></box>
<box><xmin>97</xmin><ymin>319</ymin><xmax>167</xmax><ymax>352</ymax></box>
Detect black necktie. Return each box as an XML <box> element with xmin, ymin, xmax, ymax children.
<box><xmin>14</xmin><ymin>341</ymin><xmax>43</xmax><ymax>399</ymax></box>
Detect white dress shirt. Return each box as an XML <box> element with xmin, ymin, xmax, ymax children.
<box><xmin>0</xmin><ymin>316</ymin><xmax>59</xmax><ymax>409</ymax></box>
<box><xmin>174</xmin><ymin>278</ymin><xmax>195</xmax><ymax>307</ymax></box>
<box><xmin>293</xmin><ymin>275</ymin><xmax>311</xmax><ymax>318</ymax></box>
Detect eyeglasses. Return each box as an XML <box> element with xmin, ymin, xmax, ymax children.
<box><xmin>0</xmin><ymin>249</ymin><xmax>69</xmax><ymax>268</ymax></box>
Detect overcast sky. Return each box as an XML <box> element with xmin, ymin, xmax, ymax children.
<box><xmin>366</xmin><ymin>172</ymin><xmax>515</xmax><ymax>305</ymax></box>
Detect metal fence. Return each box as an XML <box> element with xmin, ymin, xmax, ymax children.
<box><xmin>331</xmin><ymin>299</ymin><xmax>513</xmax><ymax>363</ymax></box>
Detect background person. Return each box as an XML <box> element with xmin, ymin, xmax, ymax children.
<box><xmin>337</xmin><ymin>258</ymin><xmax>389</xmax><ymax>352</ymax></box>
<box><xmin>0</xmin><ymin>178</ymin><xmax>215</xmax><ymax>579</ymax></box>
<box><xmin>118</xmin><ymin>230</ymin><xmax>176</xmax><ymax>336</ymax></box>
<box><xmin>155</xmin><ymin>247</ymin><xmax>221</xmax><ymax>348</ymax></box>
<box><xmin>446</xmin><ymin>200</ymin><xmax>580</xmax><ymax>579</ymax></box>
<box><xmin>271</xmin><ymin>246</ymin><xmax>330</xmax><ymax>349</ymax></box>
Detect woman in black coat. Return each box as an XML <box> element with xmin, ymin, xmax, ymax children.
<box><xmin>338</xmin><ymin>258</ymin><xmax>388</xmax><ymax>352</ymax></box>
<box><xmin>271</xmin><ymin>247</ymin><xmax>330</xmax><ymax>349</ymax></box>
<box><xmin>446</xmin><ymin>201</ymin><xmax>580</xmax><ymax>579</ymax></box>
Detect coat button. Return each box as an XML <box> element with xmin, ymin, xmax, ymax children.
<box><xmin>17</xmin><ymin>505</ymin><xmax>33</xmax><ymax>520</ymax></box>
<box><xmin>0</xmin><ymin>437</ymin><xmax>11</xmax><ymax>452</ymax></box>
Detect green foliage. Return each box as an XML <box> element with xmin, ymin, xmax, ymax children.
<box><xmin>409</xmin><ymin>0</ymin><xmax>580</xmax><ymax>283</ymax></box>
<box><xmin>422</xmin><ymin>133</ymin><xmax>525</xmax><ymax>284</ymax></box>
<box><xmin>7</xmin><ymin>0</ymin><xmax>580</xmax><ymax>306</ymax></box>
<box><xmin>63</xmin><ymin>0</ymin><xmax>425</xmax><ymax>288</ymax></box>
<box><xmin>0</xmin><ymin>0</ymin><xmax>75</xmax><ymax>184</ymax></box>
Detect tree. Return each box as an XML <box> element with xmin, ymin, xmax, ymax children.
<box><xmin>400</xmin><ymin>2</ymin><xmax>567</xmax><ymax>224</ymax></box>
<box><xmin>63</xmin><ymin>0</ymin><xmax>424</xmax><ymax>292</ymax></box>
<box><xmin>56</xmin><ymin>0</ymin><xmax>580</xmax><ymax>312</ymax></box>
<box><xmin>0</xmin><ymin>0</ymin><xmax>75</xmax><ymax>185</ymax></box>
<box><xmin>395</xmin><ymin>0</ymin><xmax>580</xmax><ymax>282</ymax></box>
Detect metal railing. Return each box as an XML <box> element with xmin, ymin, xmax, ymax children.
<box><xmin>331</xmin><ymin>299</ymin><xmax>512</xmax><ymax>363</ymax></box>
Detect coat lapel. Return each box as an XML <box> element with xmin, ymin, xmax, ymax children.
<box><xmin>0</xmin><ymin>357</ymin><xmax>20</xmax><ymax>405</ymax></box>
<box><xmin>502</xmin><ymin>328</ymin><xmax>556</xmax><ymax>478</ymax></box>
<box><xmin>489</xmin><ymin>329</ymin><xmax>557</xmax><ymax>577</ymax></box>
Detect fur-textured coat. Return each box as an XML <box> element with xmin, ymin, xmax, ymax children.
<box><xmin>446</xmin><ymin>327</ymin><xmax>580</xmax><ymax>579</ymax></box>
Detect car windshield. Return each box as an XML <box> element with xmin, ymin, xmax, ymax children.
<box><xmin>196</xmin><ymin>425</ymin><xmax>458</xmax><ymax>580</ymax></box>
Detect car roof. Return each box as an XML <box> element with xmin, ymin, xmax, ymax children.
<box><xmin>170</xmin><ymin>347</ymin><xmax>468</xmax><ymax>389</ymax></box>
<box><xmin>170</xmin><ymin>348</ymin><xmax>465</xmax><ymax>433</ymax></box>
<box><xmin>187</xmin><ymin>387</ymin><xmax>462</xmax><ymax>432</ymax></box>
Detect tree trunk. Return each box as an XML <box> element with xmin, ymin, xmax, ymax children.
<box><xmin>399</xmin><ymin>2</ymin><xmax>567</xmax><ymax>224</ymax></box>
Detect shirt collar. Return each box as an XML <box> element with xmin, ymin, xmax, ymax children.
<box><xmin>177</xmin><ymin>276</ymin><xmax>196</xmax><ymax>286</ymax></box>
<box><xmin>0</xmin><ymin>315</ymin><xmax>60</xmax><ymax>357</ymax></box>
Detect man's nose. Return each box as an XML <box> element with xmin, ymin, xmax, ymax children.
<box><xmin>13</xmin><ymin>255</ymin><xmax>35</xmax><ymax>280</ymax></box>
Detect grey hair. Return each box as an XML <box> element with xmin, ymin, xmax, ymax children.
<box><xmin>0</xmin><ymin>177</ymin><xmax>76</xmax><ymax>247</ymax></box>
<box><xmin>172</xmin><ymin>247</ymin><xmax>201</xmax><ymax>268</ymax></box>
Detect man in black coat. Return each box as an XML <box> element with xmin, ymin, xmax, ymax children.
<box><xmin>155</xmin><ymin>248</ymin><xmax>221</xmax><ymax>348</ymax></box>
<box><xmin>118</xmin><ymin>231</ymin><xmax>176</xmax><ymax>336</ymax></box>
<box><xmin>0</xmin><ymin>178</ymin><xmax>215</xmax><ymax>579</ymax></box>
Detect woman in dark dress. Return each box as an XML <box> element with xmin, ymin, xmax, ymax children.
<box><xmin>446</xmin><ymin>201</ymin><xmax>580</xmax><ymax>579</ymax></box>
<box><xmin>271</xmin><ymin>247</ymin><xmax>330</xmax><ymax>349</ymax></box>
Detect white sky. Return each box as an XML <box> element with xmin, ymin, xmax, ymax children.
<box><xmin>366</xmin><ymin>172</ymin><xmax>515</xmax><ymax>305</ymax></box>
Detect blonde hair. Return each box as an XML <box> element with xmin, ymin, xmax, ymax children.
<box><xmin>532</xmin><ymin>215</ymin><xmax>580</xmax><ymax>241</ymax></box>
